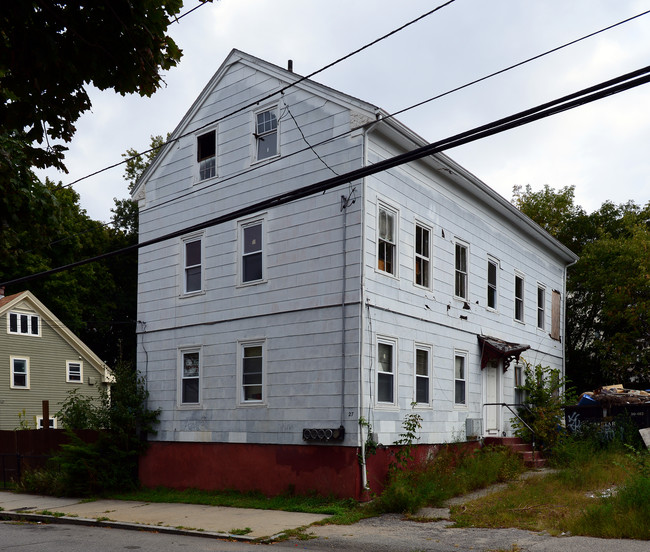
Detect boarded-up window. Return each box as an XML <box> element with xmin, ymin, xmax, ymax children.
<box><xmin>550</xmin><ymin>290</ymin><xmax>561</xmax><ymax>340</ymax></box>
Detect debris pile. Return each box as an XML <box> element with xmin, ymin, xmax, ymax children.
<box><xmin>578</xmin><ymin>384</ymin><xmax>650</xmax><ymax>408</ymax></box>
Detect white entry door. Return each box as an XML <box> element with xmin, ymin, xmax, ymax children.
<box><xmin>484</xmin><ymin>361</ymin><xmax>501</xmax><ymax>435</ymax></box>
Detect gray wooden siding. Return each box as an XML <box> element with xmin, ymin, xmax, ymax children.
<box><xmin>0</xmin><ymin>312</ymin><xmax>104</xmax><ymax>430</ymax></box>
<box><xmin>137</xmin><ymin>60</ymin><xmax>367</xmax><ymax>445</ymax></box>
<box><xmin>139</xmin><ymin>306</ymin><xmax>361</xmax><ymax>445</ymax></box>
<box><xmin>361</xmin><ymin>132</ymin><xmax>567</xmax><ymax>444</ymax></box>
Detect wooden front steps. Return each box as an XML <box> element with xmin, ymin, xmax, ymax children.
<box><xmin>483</xmin><ymin>436</ymin><xmax>546</xmax><ymax>468</ymax></box>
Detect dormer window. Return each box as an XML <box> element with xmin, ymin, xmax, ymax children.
<box><xmin>197</xmin><ymin>130</ymin><xmax>216</xmax><ymax>180</ymax></box>
<box><xmin>255</xmin><ymin>108</ymin><xmax>278</xmax><ymax>160</ymax></box>
<box><xmin>8</xmin><ymin>312</ymin><xmax>39</xmax><ymax>336</ymax></box>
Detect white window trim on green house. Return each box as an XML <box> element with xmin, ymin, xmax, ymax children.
<box><xmin>67</xmin><ymin>360</ymin><xmax>83</xmax><ymax>383</ymax></box>
<box><xmin>10</xmin><ymin>355</ymin><xmax>30</xmax><ymax>389</ymax></box>
<box><xmin>7</xmin><ymin>311</ymin><xmax>40</xmax><ymax>336</ymax></box>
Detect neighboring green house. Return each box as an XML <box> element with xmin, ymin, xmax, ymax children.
<box><xmin>0</xmin><ymin>289</ymin><xmax>112</xmax><ymax>430</ymax></box>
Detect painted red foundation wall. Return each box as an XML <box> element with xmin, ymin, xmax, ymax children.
<box><xmin>139</xmin><ymin>440</ymin><xmax>482</xmax><ymax>500</ymax></box>
<box><xmin>140</xmin><ymin>441</ymin><xmax>364</xmax><ymax>499</ymax></box>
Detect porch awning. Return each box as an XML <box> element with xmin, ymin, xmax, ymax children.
<box><xmin>477</xmin><ymin>335</ymin><xmax>530</xmax><ymax>372</ymax></box>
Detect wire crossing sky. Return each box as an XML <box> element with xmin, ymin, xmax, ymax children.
<box><xmin>37</xmin><ymin>0</ymin><xmax>650</xmax><ymax>222</ymax></box>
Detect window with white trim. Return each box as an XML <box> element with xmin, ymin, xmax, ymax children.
<box><xmin>415</xmin><ymin>223</ymin><xmax>431</xmax><ymax>288</ymax></box>
<box><xmin>454</xmin><ymin>241</ymin><xmax>468</xmax><ymax>299</ymax></box>
<box><xmin>454</xmin><ymin>351</ymin><xmax>467</xmax><ymax>406</ymax></box>
<box><xmin>415</xmin><ymin>345</ymin><xmax>431</xmax><ymax>405</ymax></box>
<box><xmin>377</xmin><ymin>204</ymin><xmax>397</xmax><ymax>275</ymax></box>
<box><xmin>183</xmin><ymin>236</ymin><xmax>202</xmax><ymax>294</ymax></box>
<box><xmin>10</xmin><ymin>356</ymin><xmax>29</xmax><ymax>389</ymax></box>
<box><xmin>37</xmin><ymin>416</ymin><xmax>57</xmax><ymax>429</ymax></box>
<box><xmin>514</xmin><ymin>273</ymin><xmax>524</xmax><ymax>322</ymax></box>
<box><xmin>180</xmin><ymin>350</ymin><xmax>200</xmax><ymax>405</ymax></box>
<box><xmin>537</xmin><ymin>285</ymin><xmax>546</xmax><ymax>330</ymax></box>
<box><xmin>487</xmin><ymin>258</ymin><xmax>498</xmax><ymax>310</ymax></box>
<box><xmin>67</xmin><ymin>361</ymin><xmax>82</xmax><ymax>383</ymax></box>
<box><xmin>8</xmin><ymin>312</ymin><xmax>39</xmax><ymax>336</ymax></box>
<box><xmin>240</xmin><ymin>341</ymin><xmax>264</xmax><ymax>403</ymax></box>
<box><xmin>255</xmin><ymin>108</ymin><xmax>278</xmax><ymax>160</ymax></box>
<box><xmin>377</xmin><ymin>339</ymin><xmax>396</xmax><ymax>404</ymax></box>
<box><xmin>241</xmin><ymin>220</ymin><xmax>263</xmax><ymax>284</ymax></box>
<box><xmin>197</xmin><ymin>129</ymin><xmax>216</xmax><ymax>180</ymax></box>
<box><xmin>514</xmin><ymin>363</ymin><xmax>527</xmax><ymax>405</ymax></box>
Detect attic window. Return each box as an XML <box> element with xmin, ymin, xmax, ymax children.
<box><xmin>255</xmin><ymin>108</ymin><xmax>278</xmax><ymax>160</ymax></box>
<box><xmin>8</xmin><ymin>312</ymin><xmax>39</xmax><ymax>336</ymax></box>
<box><xmin>197</xmin><ymin>130</ymin><xmax>216</xmax><ymax>180</ymax></box>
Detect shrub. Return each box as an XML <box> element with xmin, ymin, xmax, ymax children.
<box><xmin>20</xmin><ymin>360</ymin><xmax>160</xmax><ymax>496</ymax></box>
<box><xmin>511</xmin><ymin>362</ymin><xmax>568</xmax><ymax>452</ymax></box>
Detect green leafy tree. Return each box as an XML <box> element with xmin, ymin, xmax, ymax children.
<box><xmin>1</xmin><ymin>1</ymin><xmax>183</xmax><ymax>279</ymax></box>
<box><xmin>513</xmin><ymin>185</ymin><xmax>650</xmax><ymax>389</ymax></box>
<box><xmin>0</xmin><ymin>1</ymin><xmax>182</xmax><ymax>173</ymax></box>
<box><xmin>53</xmin><ymin>360</ymin><xmax>160</xmax><ymax>495</ymax></box>
<box><xmin>512</xmin><ymin>362</ymin><xmax>567</xmax><ymax>452</ymax></box>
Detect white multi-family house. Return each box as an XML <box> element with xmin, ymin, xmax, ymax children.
<box><xmin>133</xmin><ymin>49</ymin><xmax>577</xmax><ymax>498</ymax></box>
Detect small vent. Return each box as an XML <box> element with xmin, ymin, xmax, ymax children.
<box><xmin>302</xmin><ymin>426</ymin><xmax>345</xmax><ymax>443</ymax></box>
<box><xmin>465</xmin><ymin>418</ymin><xmax>483</xmax><ymax>439</ymax></box>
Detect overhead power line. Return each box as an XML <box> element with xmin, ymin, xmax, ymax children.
<box><xmin>61</xmin><ymin>0</ymin><xmax>456</xmax><ymax>189</ymax></box>
<box><xmin>4</xmin><ymin>64</ymin><xmax>650</xmax><ymax>288</ymax></box>
<box><xmin>136</xmin><ymin>7</ymin><xmax>650</xmax><ymax>217</ymax></box>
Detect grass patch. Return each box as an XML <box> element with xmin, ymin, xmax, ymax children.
<box><xmin>449</xmin><ymin>446</ymin><xmax>649</xmax><ymax>538</ymax></box>
<box><xmin>111</xmin><ymin>487</ymin><xmax>357</xmax><ymax>517</ymax></box>
<box><xmin>374</xmin><ymin>445</ymin><xmax>526</xmax><ymax>514</ymax></box>
<box><xmin>229</xmin><ymin>527</ymin><xmax>252</xmax><ymax>535</ymax></box>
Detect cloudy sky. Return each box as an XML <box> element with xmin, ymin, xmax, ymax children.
<box><xmin>38</xmin><ymin>0</ymin><xmax>650</xmax><ymax>223</ymax></box>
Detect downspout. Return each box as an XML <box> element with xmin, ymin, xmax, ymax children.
<box><xmin>340</xmin><ymin>194</ymin><xmax>348</xmax><ymax>428</ymax></box>
<box><xmin>357</xmin><ymin>120</ymin><xmax>372</xmax><ymax>494</ymax></box>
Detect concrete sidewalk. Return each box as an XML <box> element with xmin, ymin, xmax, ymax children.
<box><xmin>0</xmin><ymin>490</ymin><xmax>329</xmax><ymax>541</ymax></box>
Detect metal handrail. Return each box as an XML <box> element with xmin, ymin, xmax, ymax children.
<box><xmin>482</xmin><ymin>402</ymin><xmax>537</xmax><ymax>462</ymax></box>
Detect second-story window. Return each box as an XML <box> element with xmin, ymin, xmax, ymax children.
<box><xmin>184</xmin><ymin>238</ymin><xmax>202</xmax><ymax>294</ymax></box>
<box><xmin>197</xmin><ymin>130</ymin><xmax>216</xmax><ymax>180</ymax></box>
<box><xmin>241</xmin><ymin>220</ymin><xmax>263</xmax><ymax>283</ymax></box>
<box><xmin>415</xmin><ymin>223</ymin><xmax>431</xmax><ymax>288</ymax></box>
<box><xmin>514</xmin><ymin>273</ymin><xmax>524</xmax><ymax>322</ymax></box>
<box><xmin>487</xmin><ymin>258</ymin><xmax>498</xmax><ymax>309</ymax></box>
<box><xmin>537</xmin><ymin>285</ymin><xmax>546</xmax><ymax>329</ymax></box>
<box><xmin>255</xmin><ymin>108</ymin><xmax>278</xmax><ymax>160</ymax></box>
<box><xmin>454</xmin><ymin>242</ymin><xmax>468</xmax><ymax>299</ymax></box>
<box><xmin>378</xmin><ymin>205</ymin><xmax>397</xmax><ymax>276</ymax></box>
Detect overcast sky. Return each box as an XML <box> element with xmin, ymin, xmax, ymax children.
<box><xmin>38</xmin><ymin>0</ymin><xmax>650</xmax><ymax>223</ymax></box>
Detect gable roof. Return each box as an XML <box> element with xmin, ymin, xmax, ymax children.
<box><xmin>0</xmin><ymin>291</ymin><xmax>113</xmax><ymax>382</ymax></box>
<box><xmin>132</xmin><ymin>48</ymin><xmax>380</xmax><ymax>199</ymax></box>
<box><xmin>132</xmin><ymin>49</ymin><xmax>578</xmax><ymax>265</ymax></box>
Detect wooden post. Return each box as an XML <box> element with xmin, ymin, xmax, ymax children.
<box><xmin>42</xmin><ymin>400</ymin><xmax>49</xmax><ymax>430</ymax></box>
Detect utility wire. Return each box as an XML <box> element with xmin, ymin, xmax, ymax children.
<box><xmin>61</xmin><ymin>0</ymin><xmax>457</xmax><ymax>188</ymax></box>
<box><xmin>136</xmin><ymin>6</ymin><xmax>650</xmax><ymax>216</ymax></box>
<box><xmin>4</xmin><ymin>64</ymin><xmax>650</xmax><ymax>288</ymax></box>
<box><xmin>25</xmin><ymin>8</ymin><xmax>650</xmax><ymax>252</ymax></box>
<box><xmin>173</xmin><ymin>0</ymin><xmax>215</xmax><ymax>23</ymax></box>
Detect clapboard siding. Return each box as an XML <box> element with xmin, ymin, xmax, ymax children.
<box><xmin>359</xmin><ymin>131</ymin><xmax>569</xmax><ymax>444</ymax></box>
<box><xmin>135</xmin><ymin>50</ymin><xmax>574</xmax><ymax>452</ymax></box>
<box><xmin>0</xmin><ymin>300</ymin><xmax>106</xmax><ymax>430</ymax></box>
<box><xmin>139</xmin><ymin>305</ymin><xmax>361</xmax><ymax>444</ymax></box>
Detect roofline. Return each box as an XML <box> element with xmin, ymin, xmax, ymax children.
<box><xmin>369</xmin><ymin>115</ymin><xmax>579</xmax><ymax>264</ymax></box>
<box><xmin>0</xmin><ymin>291</ymin><xmax>113</xmax><ymax>382</ymax></box>
<box><xmin>132</xmin><ymin>49</ymin><xmax>380</xmax><ymax>198</ymax></box>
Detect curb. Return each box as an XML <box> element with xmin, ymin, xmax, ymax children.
<box><xmin>0</xmin><ymin>511</ymin><xmax>277</xmax><ymax>542</ymax></box>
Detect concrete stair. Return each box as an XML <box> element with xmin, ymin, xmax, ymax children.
<box><xmin>483</xmin><ymin>436</ymin><xmax>546</xmax><ymax>468</ymax></box>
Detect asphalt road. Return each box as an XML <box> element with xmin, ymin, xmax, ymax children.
<box><xmin>3</xmin><ymin>517</ymin><xmax>650</xmax><ymax>552</ymax></box>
